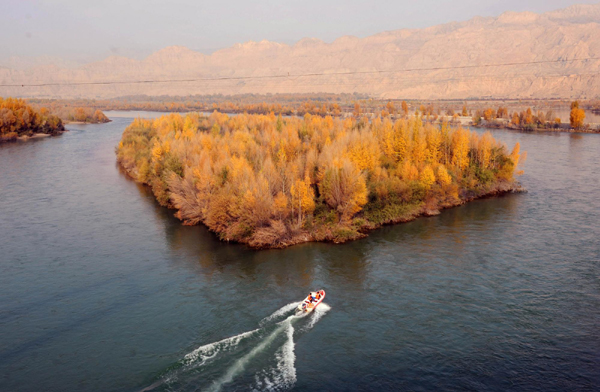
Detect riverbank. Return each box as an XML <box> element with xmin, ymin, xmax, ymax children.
<box><xmin>1</xmin><ymin>131</ymin><xmax>67</xmax><ymax>144</ymax></box>
<box><xmin>478</xmin><ymin>121</ymin><xmax>600</xmax><ymax>134</ymax></box>
<box><xmin>18</xmin><ymin>133</ymin><xmax>53</xmax><ymax>141</ymax></box>
<box><xmin>63</xmin><ymin>119</ymin><xmax>112</xmax><ymax>125</ymax></box>
<box><xmin>422</xmin><ymin>115</ymin><xmax>600</xmax><ymax>135</ymax></box>
<box><xmin>119</xmin><ymin>160</ymin><xmax>524</xmax><ymax>249</ymax></box>
<box><xmin>248</xmin><ymin>181</ymin><xmax>525</xmax><ymax>249</ymax></box>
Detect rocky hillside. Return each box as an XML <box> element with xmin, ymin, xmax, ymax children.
<box><xmin>1</xmin><ymin>3</ymin><xmax>600</xmax><ymax>99</ymax></box>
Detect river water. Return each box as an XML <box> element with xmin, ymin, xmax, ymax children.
<box><xmin>1</xmin><ymin>114</ymin><xmax>599</xmax><ymax>391</ymax></box>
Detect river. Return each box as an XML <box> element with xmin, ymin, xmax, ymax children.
<box><xmin>1</xmin><ymin>114</ymin><xmax>599</xmax><ymax>391</ymax></box>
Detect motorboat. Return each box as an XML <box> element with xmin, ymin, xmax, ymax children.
<box><xmin>297</xmin><ymin>290</ymin><xmax>325</xmax><ymax>313</ymax></box>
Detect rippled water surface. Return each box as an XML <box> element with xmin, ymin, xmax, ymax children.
<box><xmin>1</xmin><ymin>117</ymin><xmax>599</xmax><ymax>391</ymax></box>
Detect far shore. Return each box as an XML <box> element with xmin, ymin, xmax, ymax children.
<box><xmin>474</xmin><ymin>122</ymin><xmax>600</xmax><ymax>134</ymax></box>
<box><xmin>423</xmin><ymin>115</ymin><xmax>600</xmax><ymax>135</ymax></box>
<box><xmin>63</xmin><ymin>119</ymin><xmax>112</xmax><ymax>125</ymax></box>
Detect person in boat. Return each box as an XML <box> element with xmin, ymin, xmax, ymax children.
<box><xmin>315</xmin><ymin>292</ymin><xmax>321</xmax><ymax>300</ymax></box>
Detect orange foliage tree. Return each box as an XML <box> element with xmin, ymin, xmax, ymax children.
<box><xmin>569</xmin><ymin>101</ymin><xmax>585</xmax><ymax>130</ymax></box>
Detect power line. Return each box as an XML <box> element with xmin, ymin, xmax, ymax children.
<box><xmin>1</xmin><ymin>56</ymin><xmax>599</xmax><ymax>88</ymax></box>
<box><xmin>104</xmin><ymin>72</ymin><xmax>598</xmax><ymax>95</ymax></box>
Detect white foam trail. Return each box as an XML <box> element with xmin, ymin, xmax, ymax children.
<box><xmin>302</xmin><ymin>303</ymin><xmax>331</xmax><ymax>332</ymax></box>
<box><xmin>158</xmin><ymin>302</ymin><xmax>330</xmax><ymax>392</ymax></box>
<box><xmin>183</xmin><ymin>328</ymin><xmax>260</xmax><ymax>366</ymax></box>
<box><xmin>274</xmin><ymin>321</ymin><xmax>297</xmax><ymax>390</ymax></box>
<box><xmin>138</xmin><ymin>379</ymin><xmax>165</xmax><ymax>392</ymax></box>
<box><xmin>259</xmin><ymin>302</ymin><xmax>300</xmax><ymax>326</ymax></box>
<box><xmin>206</xmin><ymin>321</ymin><xmax>290</xmax><ymax>392</ymax></box>
<box><xmin>253</xmin><ymin>318</ymin><xmax>297</xmax><ymax>392</ymax></box>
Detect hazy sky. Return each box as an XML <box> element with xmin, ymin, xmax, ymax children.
<box><xmin>1</xmin><ymin>0</ymin><xmax>598</xmax><ymax>63</ymax></box>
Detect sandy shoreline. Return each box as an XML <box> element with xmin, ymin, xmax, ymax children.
<box><xmin>17</xmin><ymin>133</ymin><xmax>52</xmax><ymax>141</ymax></box>
<box><xmin>0</xmin><ymin>132</ymin><xmax>66</xmax><ymax>144</ymax></box>
<box><xmin>63</xmin><ymin>119</ymin><xmax>112</xmax><ymax>125</ymax></box>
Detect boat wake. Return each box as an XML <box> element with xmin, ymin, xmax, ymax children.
<box><xmin>143</xmin><ymin>302</ymin><xmax>330</xmax><ymax>392</ymax></box>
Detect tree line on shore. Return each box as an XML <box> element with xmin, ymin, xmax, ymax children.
<box><xmin>470</xmin><ymin>101</ymin><xmax>587</xmax><ymax>130</ymax></box>
<box><xmin>28</xmin><ymin>95</ymin><xmax>594</xmax><ymax>132</ymax></box>
<box><xmin>27</xmin><ymin>101</ymin><xmax>110</xmax><ymax>124</ymax></box>
<box><xmin>117</xmin><ymin>112</ymin><xmax>524</xmax><ymax>248</ymax></box>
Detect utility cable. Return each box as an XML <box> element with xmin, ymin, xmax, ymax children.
<box><xmin>1</xmin><ymin>56</ymin><xmax>598</xmax><ymax>88</ymax></box>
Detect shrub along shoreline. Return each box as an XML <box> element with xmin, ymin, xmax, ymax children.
<box><xmin>117</xmin><ymin>112</ymin><xmax>525</xmax><ymax>249</ymax></box>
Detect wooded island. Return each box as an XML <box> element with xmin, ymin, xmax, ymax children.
<box><xmin>117</xmin><ymin>112</ymin><xmax>524</xmax><ymax>248</ymax></box>
<box><xmin>0</xmin><ymin>98</ymin><xmax>65</xmax><ymax>142</ymax></box>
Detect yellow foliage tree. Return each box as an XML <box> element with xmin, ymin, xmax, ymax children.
<box><xmin>478</xmin><ymin>132</ymin><xmax>493</xmax><ymax>170</ymax></box>
<box><xmin>437</xmin><ymin>165</ymin><xmax>452</xmax><ymax>186</ymax></box>
<box><xmin>291</xmin><ymin>174</ymin><xmax>315</xmax><ymax>224</ymax></box>
<box><xmin>510</xmin><ymin>142</ymin><xmax>526</xmax><ymax>176</ymax></box>
<box><xmin>151</xmin><ymin>141</ymin><xmax>163</xmax><ymax>161</ymax></box>
<box><xmin>346</xmin><ymin>131</ymin><xmax>380</xmax><ymax>172</ymax></box>
<box><xmin>420</xmin><ymin>166</ymin><xmax>436</xmax><ymax>189</ymax></box>
<box><xmin>320</xmin><ymin>160</ymin><xmax>368</xmax><ymax>222</ymax></box>
<box><xmin>570</xmin><ymin>107</ymin><xmax>585</xmax><ymax>130</ymax></box>
<box><xmin>353</xmin><ymin>103</ymin><xmax>361</xmax><ymax>117</ymax></box>
<box><xmin>273</xmin><ymin>191</ymin><xmax>289</xmax><ymax>220</ymax></box>
<box><xmin>451</xmin><ymin>128</ymin><xmax>470</xmax><ymax>171</ymax></box>
<box><xmin>400</xmin><ymin>159</ymin><xmax>419</xmax><ymax>181</ymax></box>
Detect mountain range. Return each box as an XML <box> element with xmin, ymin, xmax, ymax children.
<box><xmin>1</xmin><ymin>3</ymin><xmax>600</xmax><ymax>100</ymax></box>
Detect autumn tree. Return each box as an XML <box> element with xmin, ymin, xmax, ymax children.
<box><xmin>319</xmin><ymin>159</ymin><xmax>368</xmax><ymax>223</ymax></box>
<box><xmin>570</xmin><ymin>101</ymin><xmax>585</xmax><ymax>129</ymax></box>
<box><xmin>420</xmin><ymin>166</ymin><xmax>436</xmax><ymax>189</ymax></box>
<box><xmin>437</xmin><ymin>165</ymin><xmax>452</xmax><ymax>186</ymax></box>
<box><xmin>353</xmin><ymin>103</ymin><xmax>361</xmax><ymax>117</ymax></box>
<box><xmin>401</xmin><ymin>101</ymin><xmax>409</xmax><ymax>117</ymax></box>
<box><xmin>483</xmin><ymin>108</ymin><xmax>495</xmax><ymax>122</ymax></box>
<box><xmin>291</xmin><ymin>174</ymin><xmax>315</xmax><ymax>225</ymax></box>
<box><xmin>93</xmin><ymin>109</ymin><xmax>109</xmax><ymax>123</ymax></box>
<box><xmin>524</xmin><ymin>108</ymin><xmax>534</xmax><ymax>125</ymax></box>
<box><xmin>74</xmin><ymin>107</ymin><xmax>87</xmax><ymax>122</ymax></box>
<box><xmin>386</xmin><ymin>101</ymin><xmax>396</xmax><ymax>116</ymax></box>
<box><xmin>451</xmin><ymin>127</ymin><xmax>470</xmax><ymax>171</ymax></box>
<box><xmin>510</xmin><ymin>112</ymin><xmax>520</xmax><ymax>126</ymax></box>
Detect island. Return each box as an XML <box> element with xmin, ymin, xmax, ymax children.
<box><xmin>117</xmin><ymin>112</ymin><xmax>525</xmax><ymax>248</ymax></box>
<box><xmin>0</xmin><ymin>97</ymin><xmax>65</xmax><ymax>143</ymax></box>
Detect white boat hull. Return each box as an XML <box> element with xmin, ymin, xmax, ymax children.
<box><xmin>297</xmin><ymin>290</ymin><xmax>326</xmax><ymax>313</ymax></box>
